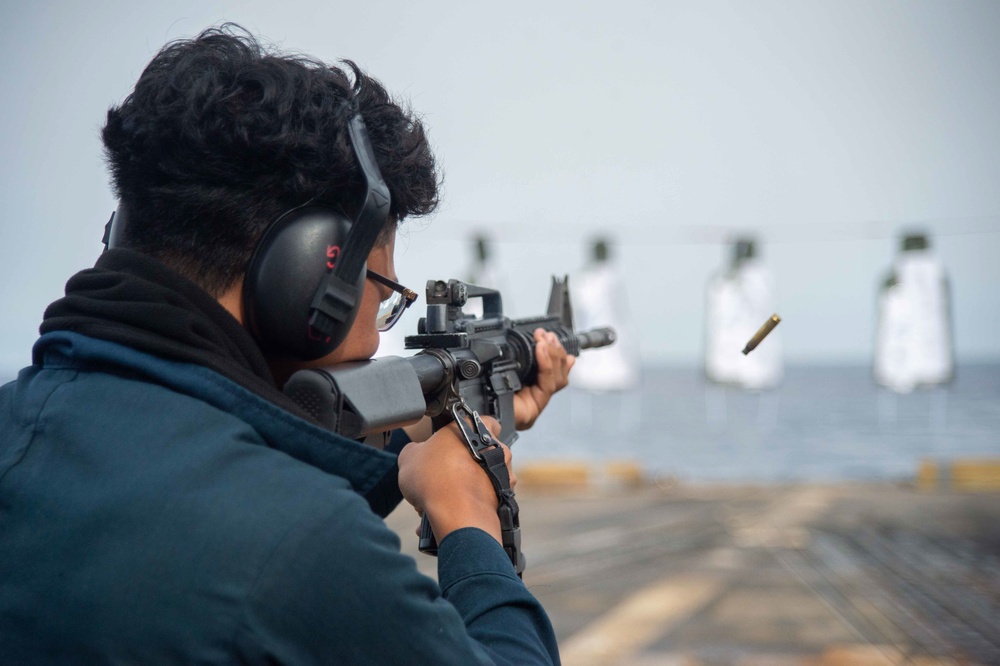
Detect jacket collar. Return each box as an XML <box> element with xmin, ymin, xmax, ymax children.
<box><xmin>33</xmin><ymin>331</ymin><xmax>398</xmax><ymax>502</ymax></box>
<box><xmin>39</xmin><ymin>249</ymin><xmax>304</xmax><ymax>417</ymax></box>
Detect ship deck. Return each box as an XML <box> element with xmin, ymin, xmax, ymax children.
<box><xmin>385</xmin><ymin>480</ymin><xmax>1000</xmax><ymax>665</ymax></box>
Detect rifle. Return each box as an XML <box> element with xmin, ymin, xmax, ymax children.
<box><xmin>284</xmin><ymin>276</ymin><xmax>616</xmax><ymax>574</ymax></box>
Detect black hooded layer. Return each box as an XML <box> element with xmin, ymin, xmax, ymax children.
<box><xmin>40</xmin><ymin>248</ymin><xmax>311</xmax><ymax>421</ymax></box>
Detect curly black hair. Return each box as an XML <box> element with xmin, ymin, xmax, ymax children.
<box><xmin>102</xmin><ymin>24</ymin><xmax>439</xmax><ymax>296</ymax></box>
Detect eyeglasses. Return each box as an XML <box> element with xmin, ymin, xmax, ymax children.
<box><xmin>366</xmin><ymin>269</ymin><xmax>418</xmax><ymax>332</ymax></box>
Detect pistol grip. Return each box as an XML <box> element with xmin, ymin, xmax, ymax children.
<box><xmin>418</xmin><ymin>515</ymin><xmax>439</xmax><ymax>556</ymax></box>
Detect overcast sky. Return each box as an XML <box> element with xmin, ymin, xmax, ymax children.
<box><xmin>1</xmin><ymin>1</ymin><xmax>998</xmax><ymax>372</ymax></box>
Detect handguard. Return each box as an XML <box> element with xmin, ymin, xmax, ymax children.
<box><xmin>418</xmin><ymin>400</ymin><xmax>524</xmax><ymax>576</ymax></box>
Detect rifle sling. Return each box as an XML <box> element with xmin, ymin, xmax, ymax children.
<box><xmin>477</xmin><ymin>445</ymin><xmax>523</xmax><ymax>576</ymax></box>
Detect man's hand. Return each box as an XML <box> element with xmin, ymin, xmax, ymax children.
<box><xmin>513</xmin><ymin>329</ymin><xmax>575</xmax><ymax>431</ymax></box>
<box><xmin>397</xmin><ymin>416</ymin><xmax>515</xmax><ymax>545</ymax></box>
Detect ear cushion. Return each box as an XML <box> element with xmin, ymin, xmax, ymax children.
<box><xmin>243</xmin><ymin>206</ymin><xmax>367</xmax><ymax>361</ymax></box>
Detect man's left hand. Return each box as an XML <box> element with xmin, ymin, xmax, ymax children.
<box><xmin>513</xmin><ymin>329</ymin><xmax>575</xmax><ymax>430</ymax></box>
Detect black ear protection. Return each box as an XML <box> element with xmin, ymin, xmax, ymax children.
<box><xmin>103</xmin><ymin>102</ymin><xmax>391</xmax><ymax>362</ymax></box>
<box><xmin>101</xmin><ymin>205</ymin><xmax>128</xmax><ymax>250</ymax></box>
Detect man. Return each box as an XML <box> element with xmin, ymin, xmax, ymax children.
<box><xmin>0</xmin><ymin>25</ymin><xmax>572</xmax><ymax>664</ymax></box>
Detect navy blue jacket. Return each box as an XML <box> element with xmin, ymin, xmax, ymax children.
<box><xmin>0</xmin><ymin>330</ymin><xmax>558</xmax><ymax>661</ymax></box>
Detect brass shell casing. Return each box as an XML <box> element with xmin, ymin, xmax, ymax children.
<box><xmin>742</xmin><ymin>314</ymin><xmax>781</xmax><ymax>355</ymax></box>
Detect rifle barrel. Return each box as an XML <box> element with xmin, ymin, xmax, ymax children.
<box><xmin>575</xmin><ymin>327</ymin><xmax>616</xmax><ymax>350</ymax></box>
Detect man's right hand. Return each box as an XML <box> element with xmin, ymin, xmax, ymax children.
<box><xmin>397</xmin><ymin>416</ymin><xmax>514</xmax><ymax>545</ymax></box>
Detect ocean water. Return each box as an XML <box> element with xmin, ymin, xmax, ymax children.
<box><xmin>4</xmin><ymin>363</ymin><xmax>997</xmax><ymax>483</ymax></box>
<box><xmin>518</xmin><ymin>363</ymin><xmax>1000</xmax><ymax>483</ymax></box>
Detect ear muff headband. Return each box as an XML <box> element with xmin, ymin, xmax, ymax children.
<box><xmin>306</xmin><ymin>111</ymin><xmax>391</xmax><ymax>338</ymax></box>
